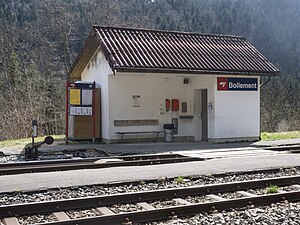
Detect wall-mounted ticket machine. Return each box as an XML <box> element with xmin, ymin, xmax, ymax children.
<box><xmin>66</xmin><ymin>81</ymin><xmax>101</xmax><ymax>143</ymax></box>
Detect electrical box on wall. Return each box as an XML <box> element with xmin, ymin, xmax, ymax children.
<box><xmin>165</xmin><ymin>99</ymin><xmax>170</xmax><ymax>111</ymax></box>
<box><xmin>181</xmin><ymin>102</ymin><xmax>187</xmax><ymax>113</ymax></box>
<box><xmin>172</xmin><ymin>99</ymin><xmax>179</xmax><ymax>112</ymax></box>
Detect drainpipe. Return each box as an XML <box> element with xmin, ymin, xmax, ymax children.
<box><xmin>260</xmin><ymin>76</ymin><xmax>271</xmax><ymax>87</ymax></box>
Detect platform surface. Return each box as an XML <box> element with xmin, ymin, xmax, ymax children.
<box><xmin>2</xmin><ymin>138</ymin><xmax>299</xmax><ymax>155</ymax></box>
<box><xmin>251</xmin><ymin>138</ymin><xmax>300</xmax><ymax>147</ymax></box>
<box><xmin>0</xmin><ymin>139</ymin><xmax>300</xmax><ymax>192</ymax></box>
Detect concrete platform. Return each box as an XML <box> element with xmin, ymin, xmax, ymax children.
<box><xmin>52</xmin><ymin>141</ymin><xmax>256</xmax><ymax>156</ymax></box>
<box><xmin>0</xmin><ymin>140</ymin><xmax>257</xmax><ymax>155</ymax></box>
<box><xmin>2</xmin><ymin>138</ymin><xmax>299</xmax><ymax>155</ymax></box>
<box><xmin>1</xmin><ymin>139</ymin><xmax>299</xmax><ymax>194</ymax></box>
<box><xmin>252</xmin><ymin>138</ymin><xmax>300</xmax><ymax>147</ymax></box>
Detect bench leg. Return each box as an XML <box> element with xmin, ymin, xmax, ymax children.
<box><xmin>154</xmin><ymin>132</ymin><xmax>159</xmax><ymax>142</ymax></box>
<box><xmin>120</xmin><ymin>134</ymin><xmax>124</xmax><ymax>143</ymax></box>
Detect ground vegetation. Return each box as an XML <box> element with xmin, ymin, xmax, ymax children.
<box><xmin>0</xmin><ymin>0</ymin><xmax>299</xmax><ymax>139</ymax></box>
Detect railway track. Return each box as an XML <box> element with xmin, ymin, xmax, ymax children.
<box><xmin>1</xmin><ymin>174</ymin><xmax>300</xmax><ymax>225</ymax></box>
<box><xmin>0</xmin><ymin>153</ymin><xmax>203</xmax><ymax>176</ymax></box>
<box><xmin>265</xmin><ymin>144</ymin><xmax>300</xmax><ymax>152</ymax></box>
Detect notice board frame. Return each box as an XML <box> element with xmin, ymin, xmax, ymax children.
<box><xmin>66</xmin><ymin>81</ymin><xmax>97</xmax><ymax>143</ymax></box>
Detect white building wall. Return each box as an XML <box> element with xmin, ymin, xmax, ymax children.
<box><xmin>214</xmin><ymin>76</ymin><xmax>260</xmax><ymax>139</ymax></box>
<box><xmin>81</xmin><ymin>49</ymin><xmax>113</xmax><ymax>139</ymax></box>
<box><xmin>108</xmin><ymin>73</ymin><xmax>215</xmax><ymax>140</ymax></box>
<box><xmin>80</xmin><ymin>49</ymin><xmax>261</xmax><ymax>142</ymax></box>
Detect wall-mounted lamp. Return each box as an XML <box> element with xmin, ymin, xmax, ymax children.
<box><xmin>183</xmin><ymin>77</ymin><xmax>189</xmax><ymax>84</ymax></box>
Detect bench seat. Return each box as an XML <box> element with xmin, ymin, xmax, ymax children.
<box><xmin>115</xmin><ymin>131</ymin><xmax>161</xmax><ymax>143</ymax></box>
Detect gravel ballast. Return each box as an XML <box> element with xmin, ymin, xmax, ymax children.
<box><xmin>0</xmin><ymin>167</ymin><xmax>299</xmax><ymax>206</ymax></box>
<box><xmin>140</xmin><ymin>202</ymin><xmax>300</xmax><ymax>225</ymax></box>
<box><xmin>0</xmin><ymin>168</ymin><xmax>299</xmax><ymax>225</ymax></box>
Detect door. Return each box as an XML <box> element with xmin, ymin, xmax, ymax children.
<box><xmin>201</xmin><ymin>89</ymin><xmax>208</xmax><ymax>141</ymax></box>
<box><xmin>194</xmin><ymin>89</ymin><xmax>208</xmax><ymax>141</ymax></box>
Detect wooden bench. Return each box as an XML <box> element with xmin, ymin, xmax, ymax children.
<box><xmin>115</xmin><ymin>131</ymin><xmax>161</xmax><ymax>143</ymax></box>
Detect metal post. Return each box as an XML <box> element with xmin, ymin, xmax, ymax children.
<box><xmin>32</xmin><ymin>136</ymin><xmax>34</xmax><ymax>149</ymax></box>
<box><xmin>31</xmin><ymin>120</ymin><xmax>38</xmax><ymax>160</ymax></box>
<box><xmin>65</xmin><ymin>81</ymin><xmax>69</xmax><ymax>144</ymax></box>
<box><xmin>92</xmin><ymin>81</ymin><xmax>96</xmax><ymax>143</ymax></box>
<box><xmin>32</xmin><ymin>120</ymin><xmax>38</xmax><ymax>148</ymax></box>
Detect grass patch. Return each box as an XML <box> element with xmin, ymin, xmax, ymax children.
<box><xmin>0</xmin><ymin>135</ymin><xmax>65</xmax><ymax>149</ymax></box>
<box><xmin>260</xmin><ymin>131</ymin><xmax>300</xmax><ymax>141</ymax></box>
<box><xmin>174</xmin><ymin>176</ymin><xmax>185</xmax><ymax>183</ymax></box>
<box><xmin>265</xmin><ymin>185</ymin><xmax>279</xmax><ymax>194</ymax></box>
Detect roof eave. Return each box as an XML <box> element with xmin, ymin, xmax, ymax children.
<box><xmin>68</xmin><ymin>29</ymin><xmax>100</xmax><ymax>81</ymax></box>
<box><xmin>115</xmin><ymin>67</ymin><xmax>280</xmax><ymax>76</ymax></box>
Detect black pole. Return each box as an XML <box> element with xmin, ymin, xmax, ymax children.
<box><xmin>31</xmin><ymin>120</ymin><xmax>38</xmax><ymax>160</ymax></box>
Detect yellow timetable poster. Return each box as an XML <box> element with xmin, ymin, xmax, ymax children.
<box><xmin>69</xmin><ymin>89</ymin><xmax>81</xmax><ymax>105</ymax></box>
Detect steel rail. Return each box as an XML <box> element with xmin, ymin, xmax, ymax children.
<box><xmin>1</xmin><ymin>174</ymin><xmax>299</xmax><ymax>218</ymax></box>
<box><xmin>265</xmin><ymin>145</ymin><xmax>300</xmax><ymax>151</ymax></box>
<box><xmin>0</xmin><ymin>153</ymin><xmax>187</xmax><ymax>168</ymax></box>
<box><xmin>38</xmin><ymin>191</ymin><xmax>300</xmax><ymax>225</ymax></box>
<box><xmin>0</xmin><ymin>156</ymin><xmax>203</xmax><ymax>175</ymax></box>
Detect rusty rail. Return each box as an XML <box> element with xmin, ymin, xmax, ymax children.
<box><xmin>1</xmin><ymin>175</ymin><xmax>300</xmax><ymax>224</ymax></box>
<box><xmin>38</xmin><ymin>191</ymin><xmax>300</xmax><ymax>225</ymax></box>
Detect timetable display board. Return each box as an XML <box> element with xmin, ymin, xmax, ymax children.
<box><xmin>66</xmin><ymin>81</ymin><xmax>101</xmax><ymax>141</ymax></box>
<box><xmin>69</xmin><ymin>89</ymin><xmax>81</xmax><ymax>105</ymax></box>
<box><xmin>81</xmin><ymin>90</ymin><xmax>93</xmax><ymax>105</ymax></box>
<box><xmin>68</xmin><ymin>82</ymin><xmax>95</xmax><ymax>115</ymax></box>
<box><xmin>69</xmin><ymin>106</ymin><xmax>92</xmax><ymax>116</ymax></box>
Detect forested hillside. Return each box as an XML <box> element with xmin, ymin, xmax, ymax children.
<box><xmin>0</xmin><ymin>0</ymin><xmax>299</xmax><ymax>139</ymax></box>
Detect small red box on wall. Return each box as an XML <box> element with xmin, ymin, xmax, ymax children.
<box><xmin>172</xmin><ymin>99</ymin><xmax>179</xmax><ymax>111</ymax></box>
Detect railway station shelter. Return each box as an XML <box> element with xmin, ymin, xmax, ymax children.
<box><xmin>67</xmin><ymin>26</ymin><xmax>279</xmax><ymax>143</ymax></box>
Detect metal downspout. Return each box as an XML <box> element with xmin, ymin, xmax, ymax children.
<box><xmin>260</xmin><ymin>76</ymin><xmax>271</xmax><ymax>87</ymax></box>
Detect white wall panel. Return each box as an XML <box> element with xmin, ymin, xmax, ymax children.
<box><xmin>214</xmin><ymin>76</ymin><xmax>260</xmax><ymax>139</ymax></box>
<box><xmin>81</xmin><ymin>49</ymin><xmax>113</xmax><ymax>139</ymax></box>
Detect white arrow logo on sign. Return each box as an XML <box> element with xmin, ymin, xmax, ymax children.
<box><xmin>219</xmin><ymin>81</ymin><xmax>226</xmax><ymax>87</ymax></box>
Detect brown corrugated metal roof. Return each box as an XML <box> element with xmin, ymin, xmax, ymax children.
<box><xmin>69</xmin><ymin>26</ymin><xmax>279</xmax><ymax>79</ymax></box>
<box><xmin>94</xmin><ymin>26</ymin><xmax>279</xmax><ymax>75</ymax></box>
